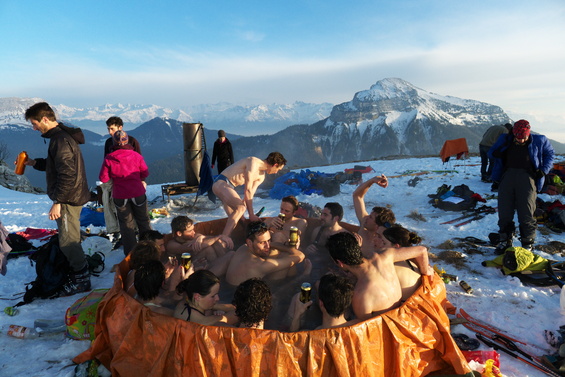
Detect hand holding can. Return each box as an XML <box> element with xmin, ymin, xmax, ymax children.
<box><xmin>181</xmin><ymin>253</ymin><xmax>192</xmax><ymax>271</ymax></box>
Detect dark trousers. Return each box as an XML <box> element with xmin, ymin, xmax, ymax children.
<box><xmin>497</xmin><ymin>168</ymin><xmax>537</xmax><ymax>241</ymax></box>
<box><xmin>479</xmin><ymin>144</ymin><xmax>494</xmax><ymax>180</ymax></box>
<box><xmin>114</xmin><ymin>194</ymin><xmax>152</xmax><ymax>256</ymax></box>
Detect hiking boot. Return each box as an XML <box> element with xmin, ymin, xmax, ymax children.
<box><xmin>58</xmin><ymin>265</ymin><xmax>91</xmax><ymax>297</ymax></box>
<box><xmin>521</xmin><ymin>238</ymin><xmax>534</xmax><ymax>252</ymax></box>
<box><xmin>495</xmin><ymin>240</ymin><xmax>512</xmax><ymax>255</ymax></box>
<box><xmin>111</xmin><ymin>237</ymin><xmax>122</xmax><ymax>251</ymax></box>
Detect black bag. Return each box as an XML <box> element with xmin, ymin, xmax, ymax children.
<box><xmin>16</xmin><ymin>234</ymin><xmax>70</xmax><ymax>306</ymax></box>
<box><xmin>311</xmin><ymin>177</ymin><xmax>341</xmax><ymax>197</ymax></box>
<box><xmin>6</xmin><ymin>233</ymin><xmax>33</xmax><ymax>252</ymax></box>
<box><xmin>510</xmin><ymin>261</ymin><xmax>565</xmax><ymax>288</ymax></box>
<box><xmin>430</xmin><ymin>184</ymin><xmax>478</xmax><ymax>212</ymax></box>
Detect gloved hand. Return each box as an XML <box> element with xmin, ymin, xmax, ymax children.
<box><xmin>535</xmin><ymin>169</ymin><xmax>545</xmax><ymax>179</ymax></box>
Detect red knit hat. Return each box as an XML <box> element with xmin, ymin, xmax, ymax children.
<box><xmin>113</xmin><ymin>130</ymin><xmax>129</xmax><ymax>146</ymax></box>
<box><xmin>513</xmin><ymin>120</ymin><xmax>530</xmax><ymax>140</ymax></box>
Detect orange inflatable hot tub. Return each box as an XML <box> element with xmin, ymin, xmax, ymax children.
<box><xmin>74</xmin><ymin>218</ymin><xmax>472</xmax><ymax>377</ymax></box>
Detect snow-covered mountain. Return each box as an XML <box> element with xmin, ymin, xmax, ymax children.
<box><xmin>0</xmin><ymin>97</ymin><xmax>44</xmax><ymax>127</ymax></box>
<box><xmin>0</xmin><ymin>98</ymin><xmax>333</xmax><ymax>136</ymax></box>
<box><xmin>2</xmin><ymin>78</ymin><xmax>564</xmax><ymax>190</ymax></box>
<box><xmin>232</xmin><ymin>78</ymin><xmax>521</xmax><ymax>166</ymax></box>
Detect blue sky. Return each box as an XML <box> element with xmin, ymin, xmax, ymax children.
<box><xmin>1</xmin><ymin>0</ymin><xmax>565</xmax><ymax>140</ymax></box>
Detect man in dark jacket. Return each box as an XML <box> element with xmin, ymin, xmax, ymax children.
<box><xmin>211</xmin><ymin>130</ymin><xmax>234</xmax><ymax>174</ymax></box>
<box><xmin>489</xmin><ymin>119</ymin><xmax>554</xmax><ymax>253</ymax></box>
<box><xmin>24</xmin><ymin>102</ymin><xmax>92</xmax><ymax>296</ymax></box>
<box><xmin>479</xmin><ymin>123</ymin><xmax>511</xmax><ymax>182</ymax></box>
<box><xmin>101</xmin><ymin>116</ymin><xmax>141</xmax><ymax>243</ymax></box>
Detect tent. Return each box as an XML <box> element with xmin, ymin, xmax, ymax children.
<box><xmin>439</xmin><ymin>138</ymin><xmax>469</xmax><ymax>163</ymax></box>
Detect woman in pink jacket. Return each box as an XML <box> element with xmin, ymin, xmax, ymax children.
<box><xmin>99</xmin><ymin>130</ymin><xmax>152</xmax><ymax>256</ymax></box>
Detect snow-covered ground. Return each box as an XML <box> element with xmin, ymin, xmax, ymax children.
<box><xmin>1</xmin><ymin>155</ymin><xmax>565</xmax><ymax>376</ymax></box>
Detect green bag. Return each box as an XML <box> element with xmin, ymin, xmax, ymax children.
<box><xmin>65</xmin><ymin>288</ymin><xmax>109</xmax><ymax>340</ymax></box>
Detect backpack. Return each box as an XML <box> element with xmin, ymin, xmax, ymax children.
<box><xmin>6</xmin><ymin>233</ymin><xmax>34</xmax><ymax>252</ymax></box>
<box><xmin>429</xmin><ymin>184</ymin><xmax>478</xmax><ymax>211</ymax></box>
<box><xmin>510</xmin><ymin>261</ymin><xmax>565</xmax><ymax>287</ymax></box>
<box><xmin>16</xmin><ymin>234</ymin><xmax>71</xmax><ymax>306</ymax></box>
<box><xmin>65</xmin><ymin>288</ymin><xmax>109</xmax><ymax>340</ymax></box>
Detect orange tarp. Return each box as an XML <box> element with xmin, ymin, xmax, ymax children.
<box><xmin>74</xmin><ymin>219</ymin><xmax>472</xmax><ymax>377</ymax></box>
<box><xmin>439</xmin><ymin>138</ymin><xmax>469</xmax><ymax>163</ymax></box>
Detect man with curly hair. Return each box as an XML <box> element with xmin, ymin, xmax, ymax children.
<box><xmin>232</xmin><ymin>278</ymin><xmax>272</xmax><ymax>329</ymax></box>
<box><xmin>326</xmin><ymin>232</ymin><xmax>432</xmax><ymax>320</ymax></box>
<box><xmin>289</xmin><ymin>273</ymin><xmax>355</xmax><ymax>331</ymax></box>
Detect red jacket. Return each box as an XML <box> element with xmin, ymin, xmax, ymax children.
<box><xmin>99</xmin><ymin>147</ymin><xmax>149</xmax><ymax>199</ymax></box>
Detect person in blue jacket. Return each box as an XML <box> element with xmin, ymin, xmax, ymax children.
<box><xmin>489</xmin><ymin>119</ymin><xmax>554</xmax><ymax>253</ymax></box>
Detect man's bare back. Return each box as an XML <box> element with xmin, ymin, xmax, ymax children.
<box><xmin>352</xmin><ymin>249</ymin><xmax>403</xmax><ymax>318</ymax></box>
<box><xmin>326</xmin><ymin>232</ymin><xmax>432</xmax><ymax>321</ymax></box>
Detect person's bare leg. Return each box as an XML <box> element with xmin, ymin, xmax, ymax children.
<box><xmin>208</xmin><ymin>250</ymin><xmax>235</xmax><ymax>278</ymax></box>
<box><xmin>213</xmin><ymin>182</ymin><xmax>246</xmax><ymax>236</ymax></box>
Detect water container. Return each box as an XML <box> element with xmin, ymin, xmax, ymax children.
<box><xmin>182</xmin><ymin>123</ymin><xmax>203</xmax><ymax>186</ymax></box>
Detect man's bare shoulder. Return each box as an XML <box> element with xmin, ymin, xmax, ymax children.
<box><xmin>290</xmin><ymin>217</ymin><xmax>308</xmax><ymax>228</ymax></box>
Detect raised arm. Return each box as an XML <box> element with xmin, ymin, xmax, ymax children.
<box><xmin>352</xmin><ymin>174</ymin><xmax>388</xmax><ymax>224</ymax></box>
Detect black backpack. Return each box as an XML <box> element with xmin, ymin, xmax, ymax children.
<box><xmin>16</xmin><ymin>234</ymin><xmax>70</xmax><ymax>306</ymax></box>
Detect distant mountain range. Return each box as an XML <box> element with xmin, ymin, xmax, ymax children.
<box><xmin>2</xmin><ymin>78</ymin><xmax>564</xmax><ymax>191</ymax></box>
<box><xmin>0</xmin><ymin>98</ymin><xmax>333</xmax><ymax>137</ymax></box>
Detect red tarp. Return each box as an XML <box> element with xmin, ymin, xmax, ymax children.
<box><xmin>440</xmin><ymin>138</ymin><xmax>469</xmax><ymax>163</ymax></box>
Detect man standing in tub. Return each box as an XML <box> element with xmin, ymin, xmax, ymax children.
<box><xmin>212</xmin><ymin>152</ymin><xmax>286</xmax><ymax>239</ymax></box>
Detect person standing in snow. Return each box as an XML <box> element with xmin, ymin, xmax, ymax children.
<box><xmin>100</xmin><ymin>116</ymin><xmax>142</xmax><ymax>245</ymax></box>
<box><xmin>24</xmin><ymin>102</ymin><xmax>91</xmax><ymax>296</ymax></box>
<box><xmin>211</xmin><ymin>130</ymin><xmax>234</xmax><ymax>174</ymax></box>
<box><xmin>489</xmin><ymin>119</ymin><xmax>554</xmax><ymax>253</ymax></box>
<box><xmin>478</xmin><ymin>123</ymin><xmax>511</xmax><ymax>183</ymax></box>
<box><xmin>99</xmin><ymin>130</ymin><xmax>152</xmax><ymax>256</ymax></box>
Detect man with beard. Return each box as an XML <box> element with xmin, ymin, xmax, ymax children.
<box><xmin>225</xmin><ymin>221</ymin><xmax>305</xmax><ymax>286</ymax></box>
<box><xmin>352</xmin><ymin>174</ymin><xmax>396</xmax><ymax>257</ymax></box>
<box><xmin>304</xmin><ymin>202</ymin><xmax>349</xmax><ymax>255</ymax></box>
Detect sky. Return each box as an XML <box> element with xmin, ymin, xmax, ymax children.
<box><xmin>1</xmin><ymin>0</ymin><xmax>565</xmax><ymax>140</ymax></box>
<box><xmin>1</xmin><ymin>156</ymin><xmax>565</xmax><ymax>376</ymax></box>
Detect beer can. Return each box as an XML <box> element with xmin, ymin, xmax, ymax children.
<box><xmin>459</xmin><ymin>280</ymin><xmax>473</xmax><ymax>294</ymax></box>
<box><xmin>278</xmin><ymin>213</ymin><xmax>285</xmax><ymax>230</ymax></box>
<box><xmin>289</xmin><ymin>226</ymin><xmax>299</xmax><ymax>247</ymax></box>
<box><xmin>181</xmin><ymin>253</ymin><xmax>192</xmax><ymax>271</ymax></box>
<box><xmin>300</xmin><ymin>282</ymin><xmax>311</xmax><ymax>303</ymax></box>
